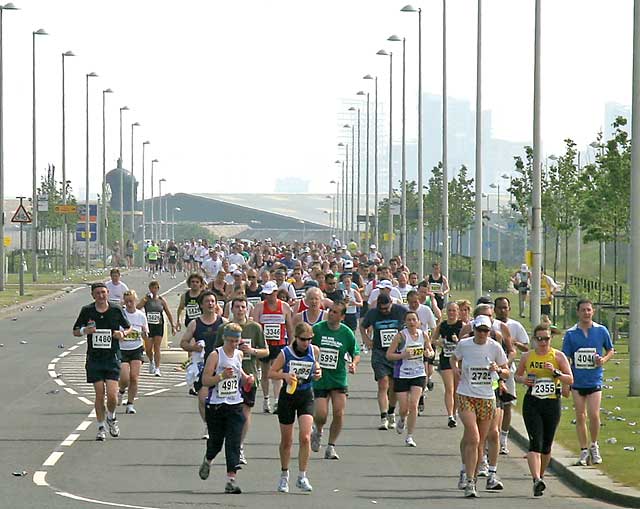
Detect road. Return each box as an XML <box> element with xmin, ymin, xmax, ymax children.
<box><xmin>0</xmin><ymin>270</ymin><xmax>616</xmax><ymax>508</ymax></box>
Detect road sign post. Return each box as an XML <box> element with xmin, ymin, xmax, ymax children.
<box><xmin>11</xmin><ymin>197</ymin><xmax>32</xmax><ymax>297</ymax></box>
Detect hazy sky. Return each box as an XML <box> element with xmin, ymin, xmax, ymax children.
<box><xmin>0</xmin><ymin>0</ymin><xmax>633</xmax><ymax>200</ymax></box>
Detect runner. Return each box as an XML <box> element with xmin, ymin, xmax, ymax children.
<box><xmin>137</xmin><ymin>280</ymin><xmax>177</xmax><ymax>376</ymax></box>
<box><xmin>515</xmin><ymin>322</ymin><xmax>573</xmax><ymax>496</ymax></box>
<box><xmin>339</xmin><ymin>271</ymin><xmax>362</xmax><ymax>331</ymax></box>
<box><xmin>245</xmin><ymin>269</ymin><xmax>263</xmax><ymax>308</ymax></box>
<box><xmin>432</xmin><ymin>301</ymin><xmax>463</xmax><ymax>428</ymax></box>
<box><xmin>105</xmin><ymin>268</ymin><xmax>129</xmax><ymax>306</ymax></box>
<box><xmin>198</xmin><ymin>323</ymin><xmax>254</xmax><ymax>494</ymax></box>
<box><xmin>269</xmin><ymin>322</ymin><xmax>322</xmax><ymax>493</ymax></box>
<box><xmin>310</xmin><ymin>301</ymin><xmax>360</xmax><ymax>459</ymax></box>
<box><xmin>367</xmin><ymin>279</ymin><xmax>403</xmax><ymax>307</ymax></box>
<box><xmin>293</xmin><ymin>287</ymin><xmax>327</xmax><ymax>327</ymax></box>
<box><xmin>360</xmin><ymin>293</ymin><xmax>407</xmax><ymax>430</ymax></box>
<box><xmin>428</xmin><ymin>261</ymin><xmax>450</xmax><ymax>310</ymax></box>
<box><xmin>562</xmin><ymin>298</ymin><xmax>614</xmax><ymax>466</ymax></box>
<box><xmin>511</xmin><ymin>264</ymin><xmax>531</xmax><ymax>318</ymax></box>
<box><xmin>73</xmin><ymin>282</ymin><xmax>131</xmax><ymax>441</ymax></box>
<box><xmin>176</xmin><ymin>273</ymin><xmax>205</xmax><ymax>332</ymax></box>
<box><xmin>406</xmin><ymin>289</ymin><xmax>437</xmax><ymax>398</ymax></box>
<box><xmin>147</xmin><ymin>241</ymin><xmax>161</xmax><ymax>277</ymax></box>
<box><xmin>119</xmin><ymin>290</ymin><xmax>148</xmax><ymax>413</ymax></box>
<box><xmin>166</xmin><ymin>240</ymin><xmax>179</xmax><ymax>279</ymax></box>
<box><xmin>386</xmin><ymin>311</ymin><xmax>433</xmax><ymax>447</ymax></box>
<box><xmin>251</xmin><ymin>280</ymin><xmax>295</xmax><ymax>414</ymax></box>
<box><xmin>452</xmin><ymin>315</ymin><xmax>509</xmax><ymax>498</ymax></box>
<box><xmin>180</xmin><ymin>291</ymin><xmax>227</xmax><ymax>439</ymax></box>
<box><xmin>215</xmin><ymin>297</ymin><xmax>268</xmax><ymax>465</ymax></box>
<box><xmin>540</xmin><ymin>266</ymin><xmax>560</xmax><ymax>318</ymax></box>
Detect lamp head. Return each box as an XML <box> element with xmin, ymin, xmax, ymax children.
<box><xmin>143</xmin><ymin>140</ymin><xmax>150</xmax><ymax>145</ymax></box>
<box><xmin>120</xmin><ymin>106</ymin><xmax>129</xmax><ymax>111</ymax></box>
<box><xmin>376</xmin><ymin>49</ymin><xmax>389</xmax><ymax>56</ymax></box>
<box><xmin>2</xmin><ymin>3</ymin><xmax>19</xmax><ymax>10</ymax></box>
<box><xmin>152</xmin><ymin>158</ymin><xmax>159</xmax><ymax>163</ymax></box>
<box><xmin>356</xmin><ymin>91</ymin><xmax>365</xmax><ymax>96</ymax></box>
<box><xmin>132</xmin><ymin>122</ymin><xmax>140</xmax><ymax>127</ymax></box>
<box><xmin>62</xmin><ymin>50</ymin><xmax>75</xmax><ymax>57</ymax></box>
<box><xmin>34</xmin><ymin>28</ymin><xmax>48</xmax><ymax>35</ymax></box>
<box><xmin>400</xmin><ymin>5</ymin><xmax>418</xmax><ymax>12</ymax></box>
<box><xmin>387</xmin><ymin>35</ymin><xmax>402</xmax><ymax>42</ymax></box>
<box><xmin>363</xmin><ymin>74</ymin><xmax>374</xmax><ymax>80</ymax></box>
<box><xmin>104</xmin><ymin>88</ymin><xmax>113</xmax><ymax>93</ymax></box>
<box><xmin>87</xmin><ymin>72</ymin><xmax>98</xmax><ymax>78</ymax></box>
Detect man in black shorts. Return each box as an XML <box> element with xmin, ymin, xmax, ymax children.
<box><xmin>73</xmin><ymin>282</ymin><xmax>131</xmax><ymax>441</ymax></box>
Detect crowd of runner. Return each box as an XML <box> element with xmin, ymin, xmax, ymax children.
<box><xmin>73</xmin><ymin>236</ymin><xmax>614</xmax><ymax>498</ymax></box>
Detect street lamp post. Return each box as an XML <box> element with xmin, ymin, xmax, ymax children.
<box><xmin>101</xmin><ymin>88</ymin><xmax>112</xmax><ymax>268</ymax></box>
<box><xmin>118</xmin><ymin>105</ymin><xmax>129</xmax><ymax>253</ymax></box>
<box><xmin>443</xmin><ymin>0</ymin><xmax>452</xmax><ymax>290</ymax></box>
<box><xmin>489</xmin><ymin>182</ymin><xmax>501</xmax><ymax>261</ymax></box>
<box><xmin>31</xmin><ymin>27</ymin><xmax>47</xmax><ymax>282</ymax></box>
<box><xmin>158</xmin><ymin>178</ymin><xmax>166</xmax><ymax>239</ymax></box>
<box><xmin>150</xmin><ymin>159</ymin><xmax>158</xmax><ymax>240</ymax></box>
<box><xmin>141</xmin><ymin>140</ymin><xmax>149</xmax><ymax>247</ymax></box>
<box><xmin>364</xmin><ymin>74</ymin><xmax>379</xmax><ymax>248</ymax></box>
<box><xmin>376</xmin><ymin>49</ymin><xmax>393</xmax><ymax>260</ymax></box>
<box><xmin>172</xmin><ymin>207</ymin><xmax>181</xmax><ymax>240</ymax></box>
<box><xmin>84</xmin><ymin>71</ymin><xmax>98</xmax><ymax>272</ymax></box>
<box><xmin>347</xmin><ymin>116</ymin><xmax>356</xmax><ymax>242</ymax></box>
<box><xmin>473</xmin><ymin>0</ymin><xmax>483</xmax><ymax>299</ymax></box>
<box><xmin>330</xmin><ymin>178</ymin><xmax>339</xmax><ymax>239</ymax></box>
<box><xmin>339</xmin><ymin>138</ymin><xmax>349</xmax><ymax>242</ymax></box>
<box><xmin>61</xmin><ymin>50</ymin><xmax>74</xmax><ymax>276</ymax></box>
<box><xmin>358</xmin><ymin>90</ymin><xmax>370</xmax><ymax>246</ymax></box>
<box><xmin>129</xmin><ymin>121</ymin><xmax>140</xmax><ymax>239</ymax></box>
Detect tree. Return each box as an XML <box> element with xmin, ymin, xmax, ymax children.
<box><xmin>448</xmin><ymin>165</ymin><xmax>475</xmax><ymax>255</ymax></box>
<box><xmin>424</xmin><ymin>163</ymin><xmax>443</xmax><ymax>252</ymax></box>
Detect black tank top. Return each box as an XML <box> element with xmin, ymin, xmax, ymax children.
<box><xmin>246</xmin><ymin>286</ymin><xmax>263</xmax><ymax>299</ymax></box>
<box><xmin>184</xmin><ymin>290</ymin><xmax>202</xmax><ymax>327</ymax></box>
<box><xmin>439</xmin><ymin>320</ymin><xmax>463</xmax><ymax>341</ymax></box>
<box><xmin>195</xmin><ymin>315</ymin><xmax>224</xmax><ymax>362</ymax></box>
<box><xmin>144</xmin><ymin>296</ymin><xmax>165</xmax><ymax>327</ymax></box>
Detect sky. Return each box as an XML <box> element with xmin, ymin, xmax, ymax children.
<box><xmin>0</xmin><ymin>0</ymin><xmax>634</xmax><ymax>201</ymax></box>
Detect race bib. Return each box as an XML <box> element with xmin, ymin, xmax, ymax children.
<box><xmin>319</xmin><ymin>348</ymin><xmax>339</xmax><ymax>369</ymax></box>
<box><xmin>408</xmin><ymin>346</ymin><xmax>424</xmax><ymax>360</ymax></box>
<box><xmin>574</xmin><ymin>348</ymin><xmax>597</xmax><ymax>369</ymax></box>
<box><xmin>380</xmin><ymin>328</ymin><xmax>398</xmax><ymax>348</ymax></box>
<box><xmin>124</xmin><ymin>329</ymin><xmax>141</xmax><ymax>341</ymax></box>
<box><xmin>430</xmin><ymin>282</ymin><xmax>442</xmax><ymax>293</ymax></box>
<box><xmin>289</xmin><ymin>360</ymin><xmax>314</xmax><ymax>380</ymax></box>
<box><xmin>264</xmin><ymin>324</ymin><xmax>281</xmax><ymax>341</ymax></box>
<box><xmin>240</xmin><ymin>338</ymin><xmax>252</xmax><ymax>358</ymax></box>
<box><xmin>531</xmin><ymin>378</ymin><xmax>556</xmax><ymax>399</ymax></box>
<box><xmin>218</xmin><ymin>377</ymin><xmax>239</xmax><ymax>398</ymax></box>
<box><xmin>186</xmin><ymin>304</ymin><xmax>201</xmax><ymax>319</ymax></box>
<box><xmin>147</xmin><ymin>312</ymin><xmax>161</xmax><ymax>325</ymax></box>
<box><xmin>469</xmin><ymin>367</ymin><xmax>492</xmax><ymax>386</ymax></box>
<box><xmin>247</xmin><ymin>297</ymin><xmax>261</xmax><ymax>307</ymax></box>
<box><xmin>540</xmin><ymin>288</ymin><xmax>548</xmax><ymax>300</ymax></box>
<box><xmin>92</xmin><ymin>329</ymin><xmax>112</xmax><ymax>349</ymax></box>
<box><xmin>443</xmin><ymin>341</ymin><xmax>456</xmax><ymax>358</ymax></box>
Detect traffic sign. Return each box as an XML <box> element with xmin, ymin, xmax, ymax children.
<box><xmin>11</xmin><ymin>204</ymin><xmax>31</xmax><ymax>223</ymax></box>
<box><xmin>55</xmin><ymin>204</ymin><xmax>77</xmax><ymax>214</ymax></box>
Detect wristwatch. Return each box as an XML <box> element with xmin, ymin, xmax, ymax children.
<box><xmin>552</xmin><ymin>369</ymin><xmax>562</xmax><ymax>378</ymax></box>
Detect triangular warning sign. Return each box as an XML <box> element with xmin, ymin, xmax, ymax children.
<box><xmin>11</xmin><ymin>204</ymin><xmax>32</xmax><ymax>223</ymax></box>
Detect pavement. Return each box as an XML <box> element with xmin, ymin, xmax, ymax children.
<box><xmin>0</xmin><ymin>268</ymin><xmax>637</xmax><ymax>508</ymax></box>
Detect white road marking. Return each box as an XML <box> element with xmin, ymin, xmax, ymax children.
<box><xmin>78</xmin><ymin>397</ymin><xmax>93</xmax><ymax>405</ymax></box>
<box><xmin>144</xmin><ymin>388</ymin><xmax>170</xmax><ymax>396</ymax></box>
<box><xmin>61</xmin><ymin>433</ymin><xmax>80</xmax><ymax>446</ymax></box>
<box><xmin>89</xmin><ymin>409</ymin><xmax>96</xmax><ymax>418</ymax></box>
<box><xmin>48</xmin><ymin>370</ymin><xmax>58</xmax><ymax>378</ymax></box>
<box><xmin>48</xmin><ymin>364</ymin><xmax>56</xmax><ymax>370</ymax></box>
<box><xmin>78</xmin><ymin>340</ymin><xmax>86</xmax><ymax>345</ymax></box>
<box><xmin>43</xmin><ymin>451</ymin><xmax>64</xmax><ymax>466</ymax></box>
<box><xmin>76</xmin><ymin>421</ymin><xmax>92</xmax><ymax>431</ymax></box>
<box><xmin>33</xmin><ymin>471</ymin><xmax>48</xmax><ymax>486</ymax></box>
<box><xmin>64</xmin><ymin>387</ymin><xmax>78</xmax><ymax>395</ymax></box>
<box><xmin>56</xmin><ymin>491</ymin><xmax>162</xmax><ymax>509</ymax></box>
<box><xmin>173</xmin><ymin>381</ymin><xmax>187</xmax><ymax>387</ymax></box>
<box><xmin>58</xmin><ymin>351</ymin><xmax>69</xmax><ymax>357</ymax></box>
<box><xmin>68</xmin><ymin>345</ymin><xmax>79</xmax><ymax>351</ymax></box>
<box><xmin>51</xmin><ymin>358</ymin><xmax>59</xmax><ymax>364</ymax></box>
<box><xmin>54</xmin><ymin>379</ymin><xmax>66</xmax><ymax>386</ymax></box>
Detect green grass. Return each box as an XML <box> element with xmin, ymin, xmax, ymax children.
<box><xmin>0</xmin><ymin>287</ymin><xmax>60</xmax><ymax>308</ymax></box>
<box><xmin>450</xmin><ymin>289</ymin><xmax>639</xmax><ymax>489</ymax></box>
<box><xmin>4</xmin><ymin>269</ymin><xmax>111</xmax><ymax>286</ymax></box>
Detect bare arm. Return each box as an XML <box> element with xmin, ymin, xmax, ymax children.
<box><xmin>180</xmin><ymin>320</ymin><xmax>201</xmax><ymax>352</ymax></box>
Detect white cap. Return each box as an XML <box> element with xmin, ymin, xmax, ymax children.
<box><xmin>378</xmin><ymin>279</ymin><xmax>393</xmax><ymax>289</ymax></box>
<box><xmin>370</xmin><ymin>244</ymin><xmax>377</xmax><ymax>249</ymax></box>
<box><xmin>473</xmin><ymin>315</ymin><xmax>492</xmax><ymax>330</ymax></box>
<box><xmin>343</xmin><ymin>260</ymin><xmax>354</xmax><ymax>269</ymax></box>
<box><xmin>229</xmin><ymin>264</ymin><xmax>238</xmax><ymax>272</ymax></box>
<box><xmin>261</xmin><ymin>281</ymin><xmax>278</xmax><ymax>294</ymax></box>
<box><xmin>521</xmin><ymin>263</ymin><xmax>529</xmax><ymax>271</ymax></box>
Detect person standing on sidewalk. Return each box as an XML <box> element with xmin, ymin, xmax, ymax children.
<box><xmin>515</xmin><ymin>322</ymin><xmax>573</xmax><ymax>496</ymax></box>
<box><xmin>562</xmin><ymin>298</ymin><xmax>614</xmax><ymax>466</ymax></box>
<box><xmin>73</xmin><ymin>282</ymin><xmax>131</xmax><ymax>441</ymax></box>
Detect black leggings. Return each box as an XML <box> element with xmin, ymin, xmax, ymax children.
<box><xmin>522</xmin><ymin>393</ymin><xmax>561</xmax><ymax>454</ymax></box>
<box><xmin>205</xmin><ymin>402</ymin><xmax>245</xmax><ymax>473</ymax></box>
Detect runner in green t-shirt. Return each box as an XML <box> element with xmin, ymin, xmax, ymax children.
<box><xmin>215</xmin><ymin>296</ymin><xmax>268</xmax><ymax>465</ymax></box>
<box><xmin>310</xmin><ymin>301</ymin><xmax>360</xmax><ymax>460</ymax></box>
<box><xmin>147</xmin><ymin>242</ymin><xmax>161</xmax><ymax>275</ymax></box>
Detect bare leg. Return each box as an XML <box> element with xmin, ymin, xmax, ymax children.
<box><xmin>298</xmin><ymin>415</ymin><xmax>313</xmax><ymax>472</ymax></box>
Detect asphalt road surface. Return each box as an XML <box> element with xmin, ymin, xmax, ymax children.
<box><xmin>0</xmin><ymin>270</ymin><xmax>617</xmax><ymax>508</ymax></box>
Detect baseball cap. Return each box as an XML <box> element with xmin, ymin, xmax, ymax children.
<box><xmin>377</xmin><ymin>279</ymin><xmax>393</xmax><ymax>289</ymax></box>
<box><xmin>473</xmin><ymin>315</ymin><xmax>492</xmax><ymax>330</ymax></box>
<box><xmin>343</xmin><ymin>260</ymin><xmax>354</xmax><ymax>269</ymax></box>
<box><xmin>261</xmin><ymin>281</ymin><xmax>278</xmax><ymax>294</ymax></box>
<box><xmin>521</xmin><ymin>263</ymin><xmax>528</xmax><ymax>271</ymax></box>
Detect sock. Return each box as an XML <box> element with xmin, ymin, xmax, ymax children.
<box><xmin>97</xmin><ymin>420</ymin><xmax>106</xmax><ymax>429</ymax></box>
<box><xmin>460</xmin><ymin>463</ymin><xmax>466</xmax><ymax>473</ymax></box>
<box><xmin>449</xmin><ymin>415</ymin><xmax>455</xmax><ymax>419</ymax></box>
<box><xmin>298</xmin><ymin>471</ymin><xmax>307</xmax><ymax>478</ymax></box>
<box><xmin>281</xmin><ymin>469</ymin><xmax>289</xmax><ymax>478</ymax></box>
<box><xmin>388</xmin><ymin>406</ymin><xmax>395</xmax><ymax>415</ymax></box>
<box><xmin>107</xmin><ymin>411</ymin><xmax>115</xmax><ymax>420</ymax></box>
<box><xmin>328</xmin><ymin>442</ymin><xmax>335</xmax><ymax>447</ymax></box>
<box><xmin>227</xmin><ymin>475</ymin><xmax>235</xmax><ymax>482</ymax></box>
<box><xmin>380</xmin><ymin>412</ymin><xmax>387</xmax><ymax>419</ymax></box>
<box><xmin>500</xmin><ymin>430</ymin><xmax>509</xmax><ymax>437</ymax></box>
<box><xmin>488</xmin><ymin>466</ymin><xmax>497</xmax><ymax>474</ymax></box>
<box><xmin>581</xmin><ymin>447</ymin><xmax>588</xmax><ymax>451</ymax></box>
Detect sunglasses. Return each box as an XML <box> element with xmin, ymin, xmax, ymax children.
<box><xmin>297</xmin><ymin>336</ymin><xmax>313</xmax><ymax>341</ymax></box>
<box><xmin>247</xmin><ymin>276</ymin><xmax>257</xmax><ymax>279</ymax></box>
<box><xmin>535</xmin><ymin>336</ymin><xmax>551</xmax><ymax>341</ymax></box>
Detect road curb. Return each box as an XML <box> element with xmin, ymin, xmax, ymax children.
<box><xmin>509</xmin><ymin>407</ymin><xmax>640</xmax><ymax>508</ymax></box>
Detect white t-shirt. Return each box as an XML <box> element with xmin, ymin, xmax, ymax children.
<box><xmin>202</xmin><ymin>258</ymin><xmax>222</xmax><ymax>281</ymax></box>
<box><xmin>278</xmin><ymin>282</ymin><xmax>297</xmax><ymax>301</ymax></box>
<box><xmin>503</xmin><ymin>318</ymin><xmax>529</xmax><ymax>346</ymax></box>
<box><xmin>368</xmin><ymin>287</ymin><xmax>403</xmax><ymax>307</ymax></box>
<box><xmin>396</xmin><ymin>284</ymin><xmax>415</xmax><ymax>304</ymax></box>
<box><xmin>408</xmin><ymin>304</ymin><xmax>437</xmax><ymax>333</ymax></box>
<box><xmin>454</xmin><ymin>337</ymin><xmax>508</xmax><ymax>399</ymax></box>
<box><xmin>228</xmin><ymin>253</ymin><xmax>246</xmax><ymax>267</ymax></box>
<box><xmin>105</xmin><ymin>280</ymin><xmax>129</xmax><ymax>304</ymax></box>
<box><xmin>122</xmin><ymin>309</ymin><xmax>148</xmax><ymax>351</ymax></box>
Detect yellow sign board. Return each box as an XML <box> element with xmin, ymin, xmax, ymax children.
<box><xmin>525</xmin><ymin>250</ymin><xmax>533</xmax><ymax>268</ymax></box>
<box><xmin>55</xmin><ymin>205</ymin><xmax>77</xmax><ymax>214</ymax></box>
<box><xmin>382</xmin><ymin>233</ymin><xmax>396</xmax><ymax>241</ymax></box>
<box><xmin>3</xmin><ymin>236</ymin><xmax>10</xmax><ymax>247</ymax></box>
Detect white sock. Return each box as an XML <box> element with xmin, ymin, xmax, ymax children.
<box><xmin>298</xmin><ymin>471</ymin><xmax>307</xmax><ymax>479</ymax></box>
<box><xmin>107</xmin><ymin>411</ymin><xmax>115</xmax><ymax>420</ymax></box>
<box><xmin>281</xmin><ymin>469</ymin><xmax>289</xmax><ymax>478</ymax></box>
<box><xmin>97</xmin><ymin>420</ymin><xmax>106</xmax><ymax>429</ymax></box>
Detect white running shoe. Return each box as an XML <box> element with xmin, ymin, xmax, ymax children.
<box><xmin>96</xmin><ymin>426</ymin><xmax>107</xmax><ymax>441</ymax></box>
<box><xmin>125</xmin><ymin>404</ymin><xmax>136</xmax><ymax>414</ymax></box>
<box><xmin>202</xmin><ymin>426</ymin><xmax>209</xmax><ymax>440</ymax></box>
<box><xmin>499</xmin><ymin>444</ymin><xmax>510</xmax><ymax>455</ymax></box>
<box><xmin>590</xmin><ymin>443</ymin><xmax>603</xmax><ymax>464</ymax></box>
<box><xmin>378</xmin><ymin>417</ymin><xmax>389</xmax><ymax>430</ymax></box>
<box><xmin>395</xmin><ymin>417</ymin><xmax>405</xmax><ymax>434</ymax></box>
<box><xmin>263</xmin><ymin>398</ymin><xmax>271</xmax><ymax>414</ymax></box>
<box><xmin>154</xmin><ymin>367</ymin><xmax>161</xmax><ymax>377</ymax></box>
<box><xmin>477</xmin><ymin>459</ymin><xmax>489</xmax><ymax>477</ymax></box>
<box><xmin>486</xmin><ymin>472</ymin><xmax>504</xmax><ymax>490</ymax></box>
<box><xmin>148</xmin><ymin>361</ymin><xmax>155</xmax><ymax>374</ymax></box>
<box><xmin>576</xmin><ymin>448</ymin><xmax>590</xmax><ymax>466</ymax></box>
<box><xmin>310</xmin><ymin>426</ymin><xmax>322</xmax><ymax>452</ymax></box>
<box><xmin>387</xmin><ymin>413</ymin><xmax>396</xmax><ymax>428</ymax></box>
<box><xmin>277</xmin><ymin>475</ymin><xmax>289</xmax><ymax>493</ymax></box>
<box><xmin>296</xmin><ymin>475</ymin><xmax>313</xmax><ymax>492</ymax></box>
<box><xmin>464</xmin><ymin>479</ymin><xmax>477</xmax><ymax>498</ymax></box>
<box><xmin>405</xmin><ymin>436</ymin><xmax>417</xmax><ymax>447</ymax></box>
<box><xmin>457</xmin><ymin>470</ymin><xmax>467</xmax><ymax>490</ymax></box>
<box><xmin>324</xmin><ymin>444</ymin><xmax>339</xmax><ymax>460</ymax></box>
<box><xmin>106</xmin><ymin>417</ymin><xmax>120</xmax><ymax>438</ymax></box>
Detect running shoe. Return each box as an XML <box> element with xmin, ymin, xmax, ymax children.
<box><xmin>202</xmin><ymin>426</ymin><xmax>209</xmax><ymax>440</ymax></box>
<box><xmin>418</xmin><ymin>401</ymin><xmax>424</xmax><ymax>416</ymax></box>
<box><xmin>395</xmin><ymin>417</ymin><xmax>405</xmax><ymax>434</ymax></box>
<box><xmin>296</xmin><ymin>475</ymin><xmax>313</xmax><ymax>492</ymax></box>
<box><xmin>199</xmin><ymin>456</ymin><xmax>210</xmax><ymax>480</ymax></box>
<box><xmin>477</xmin><ymin>459</ymin><xmax>489</xmax><ymax>477</ymax></box>
<box><xmin>486</xmin><ymin>472</ymin><xmax>504</xmax><ymax>490</ymax></box>
<box><xmin>499</xmin><ymin>444</ymin><xmax>509</xmax><ymax>455</ymax></box>
<box><xmin>106</xmin><ymin>417</ymin><xmax>120</xmax><ymax>438</ymax></box>
<box><xmin>311</xmin><ymin>426</ymin><xmax>322</xmax><ymax>452</ymax></box>
<box><xmin>154</xmin><ymin>367</ymin><xmax>162</xmax><ymax>377</ymax></box>
<box><xmin>277</xmin><ymin>475</ymin><xmax>289</xmax><ymax>493</ymax></box>
<box><xmin>464</xmin><ymin>479</ymin><xmax>477</xmax><ymax>498</ymax></box>
<box><xmin>426</xmin><ymin>379</ymin><xmax>434</xmax><ymax>391</ymax></box>
<box><xmin>263</xmin><ymin>398</ymin><xmax>271</xmax><ymax>413</ymax></box>
<box><xmin>148</xmin><ymin>361</ymin><xmax>156</xmax><ymax>374</ymax></box>
<box><xmin>590</xmin><ymin>443</ymin><xmax>603</xmax><ymax>464</ymax></box>
<box><xmin>324</xmin><ymin>445</ymin><xmax>340</xmax><ymax>460</ymax></box>
<box><xmin>125</xmin><ymin>404</ymin><xmax>136</xmax><ymax>414</ymax></box>
<box><xmin>576</xmin><ymin>448</ymin><xmax>590</xmax><ymax>466</ymax></box>
<box><xmin>96</xmin><ymin>426</ymin><xmax>107</xmax><ymax>442</ymax></box>
<box><xmin>405</xmin><ymin>436</ymin><xmax>417</xmax><ymax>447</ymax></box>
<box><xmin>448</xmin><ymin>416</ymin><xmax>457</xmax><ymax>428</ymax></box>
<box><xmin>387</xmin><ymin>413</ymin><xmax>396</xmax><ymax>428</ymax></box>
<box><xmin>457</xmin><ymin>471</ymin><xmax>467</xmax><ymax>490</ymax></box>
<box><xmin>533</xmin><ymin>478</ymin><xmax>546</xmax><ymax>497</ymax></box>
<box><xmin>225</xmin><ymin>478</ymin><xmax>242</xmax><ymax>494</ymax></box>
<box><xmin>378</xmin><ymin>417</ymin><xmax>389</xmax><ymax>430</ymax></box>
<box><xmin>273</xmin><ymin>402</ymin><xmax>278</xmax><ymax>414</ymax></box>
<box><xmin>238</xmin><ymin>445</ymin><xmax>248</xmax><ymax>465</ymax></box>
